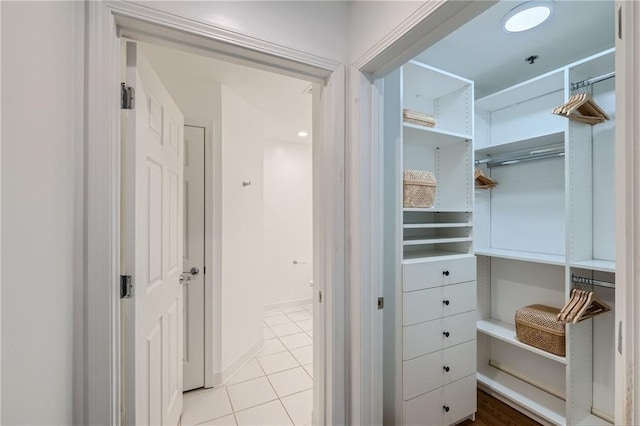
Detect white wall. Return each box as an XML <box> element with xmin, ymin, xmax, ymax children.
<box><xmin>263</xmin><ymin>139</ymin><xmax>313</xmax><ymax>307</ymax></box>
<box><xmin>220</xmin><ymin>85</ymin><xmax>265</xmax><ymax>372</ymax></box>
<box><xmin>1</xmin><ymin>1</ymin><xmax>82</xmax><ymax>424</ymax></box>
<box><xmin>133</xmin><ymin>1</ymin><xmax>350</xmax><ymax>64</ymax></box>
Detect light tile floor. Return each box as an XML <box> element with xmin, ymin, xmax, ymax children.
<box><xmin>182</xmin><ymin>304</ymin><xmax>313</xmax><ymax>426</ymax></box>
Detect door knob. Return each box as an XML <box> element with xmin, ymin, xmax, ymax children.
<box><xmin>183</xmin><ymin>266</ymin><xmax>200</xmax><ymax>276</ymax></box>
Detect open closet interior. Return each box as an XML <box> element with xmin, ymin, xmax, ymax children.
<box><xmin>382</xmin><ymin>1</ymin><xmax>616</xmax><ymax>425</ymax></box>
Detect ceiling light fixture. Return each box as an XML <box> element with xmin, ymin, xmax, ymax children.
<box><xmin>298</xmin><ymin>131</ymin><xmax>309</xmax><ymax>137</ymax></box>
<box><xmin>503</xmin><ymin>1</ymin><xmax>553</xmax><ymax>33</ymax></box>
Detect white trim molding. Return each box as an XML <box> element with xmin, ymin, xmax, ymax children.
<box><xmin>615</xmin><ymin>1</ymin><xmax>638</xmax><ymax>424</ymax></box>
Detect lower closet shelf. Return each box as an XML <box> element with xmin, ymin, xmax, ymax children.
<box><xmin>477</xmin><ymin>319</ymin><xmax>567</xmax><ymax>364</ymax></box>
<box><xmin>477</xmin><ymin>366</ymin><xmax>565</xmax><ymax>426</ymax></box>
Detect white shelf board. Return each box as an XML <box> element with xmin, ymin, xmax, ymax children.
<box><xmin>475</xmin><ymin>248</ymin><xmax>565</xmax><ymax>266</ymax></box>
<box><xmin>403</xmin><ymin>222</ymin><xmax>472</xmax><ymax>229</ymax></box>
<box><xmin>403</xmin><ymin>208</ymin><xmax>472</xmax><ymax>213</ymax></box>
<box><xmin>404</xmin><ymin>60</ymin><xmax>472</xmax><ymax>99</ymax></box>
<box><xmin>402</xmin><ymin>250</ymin><xmax>473</xmax><ymax>264</ymax></box>
<box><xmin>477</xmin><ymin>366</ymin><xmax>566</xmax><ymax>426</ymax></box>
<box><xmin>402</xmin><ymin>122</ymin><xmax>472</xmax><ymax>141</ymax></box>
<box><xmin>477</xmin><ymin>319</ymin><xmax>567</xmax><ymax>365</ymax></box>
<box><xmin>570</xmin><ymin>259</ymin><xmax>615</xmax><ymax>273</ymax></box>
<box><xmin>404</xmin><ymin>236</ymin><xmax>472</xmax><ymax>246</ymax></box>
<box><xmin>475</xmin><ymin>131</ymin><xmax>565</xmax><ymax>159</ymax></box>
<box><xmin>574</xmin><ymin>414</ymin><xmax>612</xmax><ymax>426</ymax></box>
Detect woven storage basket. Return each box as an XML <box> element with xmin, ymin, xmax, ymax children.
<box><xmin>402</xmin><ymin>109</ymin><xmax>437</xmax><ymax>128</ymax></box>
<box><xmin>403</xmin><ymin>170</ymin><xmax>437</xmax><ymax>208</ymax></box>
<box><xmin>515</xmin><ymin>304</ymin><xmax>566</xmax><ymax>357</ymax></box>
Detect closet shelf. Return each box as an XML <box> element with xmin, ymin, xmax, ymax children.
<box><xmin>404</xmin><ymin>237</ymin><xmax>472</xmax><ymax>246</ymax></box>
<box><xmin>574</xmin><ymin>414</ymin><xmax>613</xmax><ymax>426</ymax></box>
<box><xmin>403</xmin><ymin>208</ymin><xmax>472</xmax><ymax>213</ymax></box>
<box><xmin>570</xmin><ymin>259</ymin><xmax>615</xmax><ymax>274</ymax></box>
<box><xmin>403</xmin><ymin>122</ymin><xmax>472</xmax><ymax>141</ymax></box>
<box><xmin>403</xmin><ymin>222</ymin><xmax>472</xmax><ymax>229</ymax></box>
<box><xmin>475</xmin><ymin>131</ymin><xmax>565</xmax><ymax>160</ymax></box>
<box><xmin>402</xmin><ymin>251</ymin><xmax>472</xmax><ymax>264</ymax></box>
<box><xmin>477</xmin><ymin>366</ymin><xmax>566</xmax><ymax>426</ymax></box>
<box><xmin>477</xmin><ymin>319</ymin><xmax>567</xmax><ymax>365</ymax></box>
<box><xmin>475</xmin><ymin>248</ymin><xmax>565</xmax><ymax>266</ymax></box>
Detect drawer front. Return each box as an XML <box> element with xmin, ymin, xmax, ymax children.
<box><xmin>442</xmin><ymin>310</ymin><xmax>477</xmax><ymax>349</ymax></box>
<box><xmin>403</xmin><ymin>311</ymin><xmax>476</xmax><ymax>360</ymax></box>
<box><xmin>404</xmin><ymin>318</ymin><xmax>443</xmax><ymax>360</ymax></box>
<box><xmin>443</xmin><ymin>375</ymin><xmax>477</xmax><ymax>425</ymax></box>
<box><xmin>403</xmin><ymin>257</ymin><xmax>476</xmax><ymax>292</ymax></box>
<box><xmin>403</xmin><ymin>350</ymin><xmax>443</xmax><ymax>399</ymax></box>
<box><xmin>442</xmin><ymin>281</ymin><xmax>476</xmax><ymax>317</ymax></box>
<box><xmin>403</xmin><ymin>286</ymin><xmax>443</xmax><ymax>325</ymax></box>
<box><xmin>442</xmin><ymin>340</ymin><xmax>476</xmax><ymax>385</ymax></box>
<box><xmin>403</xmin><ymin>386</ymin><xmax>443</xmax><ymax>426</ymax></box>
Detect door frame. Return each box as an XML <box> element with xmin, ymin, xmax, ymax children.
<box><xmin>85</xmin><ymin>2</ymin><xmax>344</xmax><ymax>425</ymax></box>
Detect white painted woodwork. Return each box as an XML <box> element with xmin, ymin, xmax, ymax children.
<box><xmin>402</xmin><ymin>257</ymin><xmax>475</xmax><ymax>292</ymax></box>
<box><xmin>403</xmin><ymin>311</ymin><xmax>476</xmax><ymax>360</ymax></box>
<box><xmin>122</xmin><ymin>43</ymin><xmax>184</xmax><ymax>425</ymax></box>
<box><xmin>183</xmin><ymin>125</ymin><xmax>205</xmax><ymax>391</ymax></box>
<box><xmin>403</xmin><ymin>375</ymin><xmax>477</xmax><ymax>426</ymax></box>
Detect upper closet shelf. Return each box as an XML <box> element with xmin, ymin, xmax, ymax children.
<box><xmin>403</xmin><ymin>122</ymin><xmax>472</xmax><ymax>141</ymax></box>
<box><xmin>404</xmin><ymin>208</ymin><xmax>472</xmax><ymax>213</ymax></box>
<box><xmin>402</xmin><ymin>250</ymin><xmax>473</xmax><ymax>264</ymax></box>
<box><xmin>475</xmin><ymin>248</ymin><xmax>565</xmax><ymax>266</ymax></box>
<box><xmin>403</xmin><ymin>222</ymin><xmax>472</xmax><ymax>229</ymax></box>
<box><xmin>570</xmin><ymin>259</ymin><xmax>615</xmax><ymax>274</ymax></box>
<box><xmin>475</xmin><ymin>131</ymin><xmax>565</xmax><ymax>159</ymax></box>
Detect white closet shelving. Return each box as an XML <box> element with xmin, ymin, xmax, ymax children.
<box><xmin>383</xmin><ymin>61</ymin><xmax>476</xmax><ymax>426</ymax></box>
<box><xmin>474</xmin><ymin>48</ymin><xmax>616</xmax><ymax>426</ymax></box>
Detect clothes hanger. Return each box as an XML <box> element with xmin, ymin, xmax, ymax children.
<box><xmin>474</xmin><ymin>168</ymin><xmax>497</xmax><ymax>189</ymax></box>
<box><xmin>565</xmin><ymin>289</ymin><xmax>589</xmax><ymax>323</ymax></box>
<box><xmin>571</xmin><ymin>292</ymin><xmax>610</xmax><ymax>324</ymax></box>
<box><xmin>557</xmin><ymin>288</ymin><xmax>583</xmax><ymax>322</ymax></box>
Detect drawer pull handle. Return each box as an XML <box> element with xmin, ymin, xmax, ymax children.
<box><xmin>443</xmin><ymin>331</ymin><xmax>450</xmax><ymax>338</ymax></box>
<box><xmin>443</xmin><ymin>366</ymin><xmax>450</xmax><ymax>372</ymax></box>
<box><xmin>443</xmin><ymin>300</ymin><xmax>450</xmax><ymax>306</ymax></box>
<box><xmin>443</xmin><ymin>405</ymin><xmax>450</xmax><ymax>413</ymax></box>
<box><xmin>443</xmin><ymin>270</ymin><xmax>450</xmax><ymax>276</ymax></box>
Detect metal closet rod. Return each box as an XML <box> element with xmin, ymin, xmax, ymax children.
<box><xmin>572</xmin><ymin>274</ymin><xmax>615</xmax><ymax>289</ymax></box>
<box><xmin>475</xmin><ymin>144</ymin><xmax>564</xmax><ymax>168</ymax></box>
<box><xmin>571</xmin><ymin>71</ymin><xmax>615</xmax><ymax>91</ymax></box>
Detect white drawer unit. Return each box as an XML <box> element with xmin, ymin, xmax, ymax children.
<box><xmin>403</xmin><ymin>310</ymin><xmax>476</xmax><ymax>360</ymax></box>
<box><xmin>403</xmin><ymin>375</ymin><xmax>477</xmax><ymax>426</ymax></box>
<box><xmin>403</xmin><ymin>281</ymin><xmax>476</xmax><ymax>326</ymax></box>
<box><xmin>403</xmin><ymin>340</ymin><xmax>476</xmax><ymax>400</ymax></box>
<box><xmin>403</xmin><ymin>257</ymin><xmax>476</xmax><ymax>292</ymax></box>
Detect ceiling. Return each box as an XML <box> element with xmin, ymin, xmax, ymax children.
<box><xmin>141</xmin><ymin>42</ymin><xmax>312</xmax><ymax>143</ymax></box>
<box><xmin>416</xmin><ymin>0</ymin><xmax>615</xmax><ymax>98</ymax></box>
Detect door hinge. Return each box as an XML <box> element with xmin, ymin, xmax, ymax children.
<box><xmin>618</xmin><ymin>6</ymin><xmax>622</xmax><ymax>39</ymax></box>
<box><xmin>378</xmin><ymin>297</ymin><xmax>384</xmax><ymax>310</ymax></box>
<box><xmin>319</xmin><ymin>291</ymin><xmax>322</xmax><ymax>303</ymax></box>
<box><xmin>120</xmin><ymin>275</ymin><xmax>133</xmax><ymax>299</ymax></box>
<box><xmin>121</xmin><ymin>82</ymin><xmax>135</xmax><ymax>110</ymax></box>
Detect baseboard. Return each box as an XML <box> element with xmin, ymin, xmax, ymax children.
<box><xmin>264</xmin><ymin>297</ymin><xmax>313</xmax><ymax>311</ymax></box>
<box><xmin>215</xmin><ymin>339</ymin><xmax>264</xmax><ymax>385</ymax></box>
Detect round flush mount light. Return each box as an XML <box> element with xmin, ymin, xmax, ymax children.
<box><xmin>503</xmin><ymin>1</ymin><xmax>553</xmax><ymax>33</ymax></box>
<box><xmin>297</xmin><ymin>131</ymin><xmax>309</xmax><ymax>137</ymax></box>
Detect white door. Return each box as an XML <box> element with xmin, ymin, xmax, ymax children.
<box><xmin>122</xmin><ymin>42</ymin><xmax>185</xmax><ymax>426</ymax></box>
<box><xmin>183</xmin><ymin>125</ymin><xmax>205</xmax><ymax>391</ymax></box>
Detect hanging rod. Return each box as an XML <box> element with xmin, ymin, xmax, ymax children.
<box><xmin>572</xmin><ymin>274</ymin><xmax>615</xmax><ymax>289</ymax></box>
<box><xmin>571</xmin><ymin>71</ymin><xmax>615</xmax><ymax>91</ymax></box>
<box><xmin>475</xmin><ymin>144</ymin><xmax>564</xmax><ymax>168</ymax></box>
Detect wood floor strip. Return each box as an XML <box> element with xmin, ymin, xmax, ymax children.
<box><xmin>459</xmin><ymin>389</ymin><xmax>542</xmax><ymax>426</ymax></box>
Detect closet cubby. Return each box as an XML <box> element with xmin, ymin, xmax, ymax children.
<box><xmin>475</xmin><ymin>49</ymin><xmax>616</xmax><ymax>426</ymax></box>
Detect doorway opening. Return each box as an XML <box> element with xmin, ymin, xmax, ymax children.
<box><xmin>120</xmin><ymin>37</ymin><xmax>318</xmax><ymax>426</ymax></box>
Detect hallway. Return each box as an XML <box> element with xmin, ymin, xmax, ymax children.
<box><xmin>182</xmin><ymin>304</ymin><xmax>313</xmax><ymax>426</ymax></box>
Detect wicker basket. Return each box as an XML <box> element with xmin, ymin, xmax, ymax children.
<box><xmin>515</xmin><ymin>304</ymin><xmax>566</xmax><ymax>357</ymax></box>
<box><xmin>403</xmin><ymin>109</ymin><xmax>437</xmax><ymax>128</ymax></box>
<box><xmin>403</xmin><ymin>170</ymin><xmax>437</xmax><ymax>208</ymax></box>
